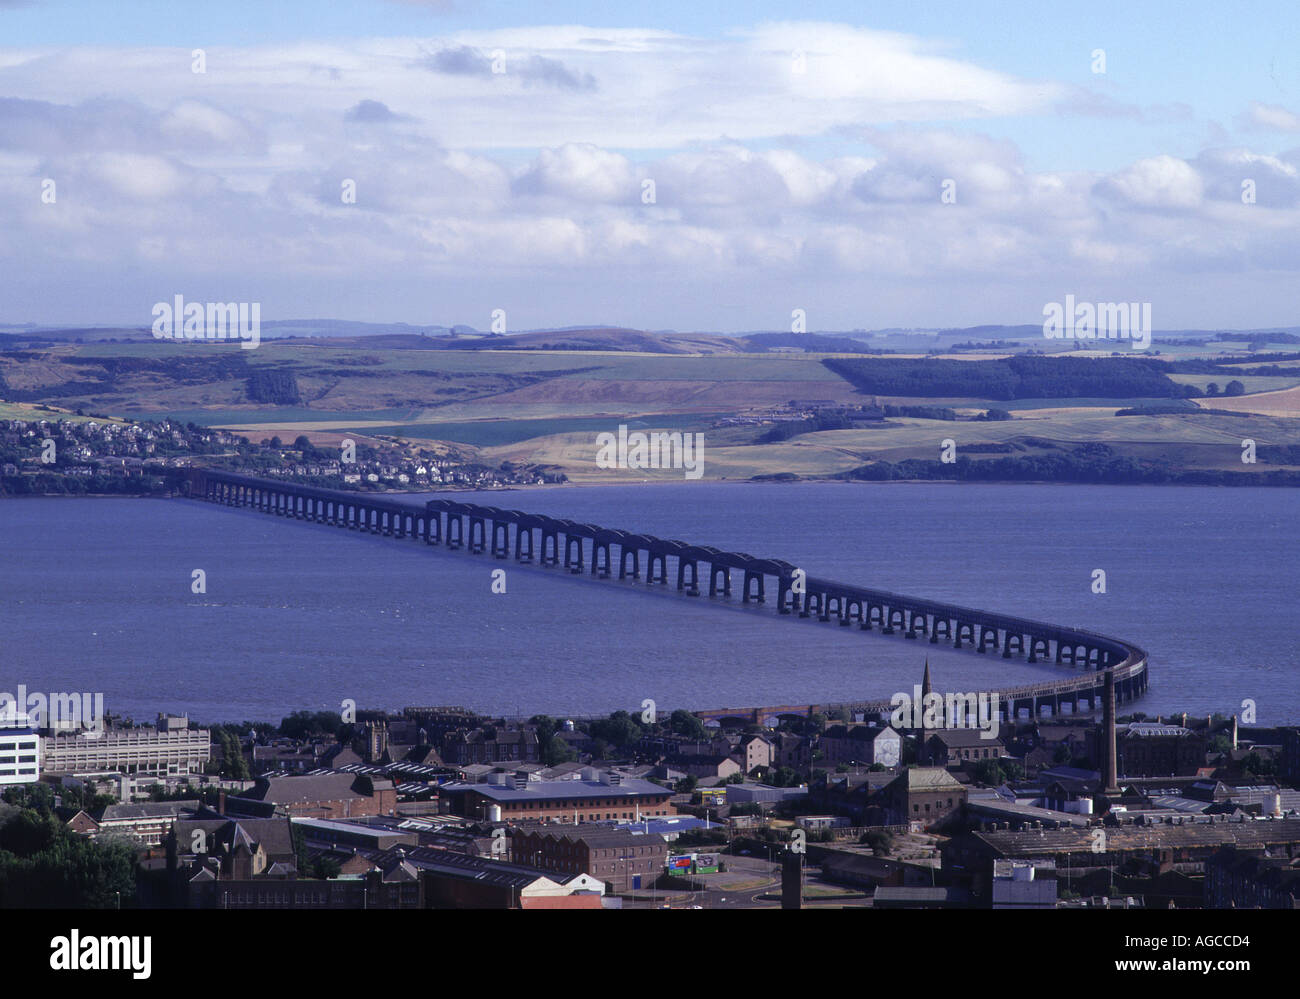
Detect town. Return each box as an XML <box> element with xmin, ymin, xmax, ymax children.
<box><xmin>0</xmin><ymin>415</ymin><xmax>566</xmax><ymax>496</ymax></box>
<box><xmin>3</xmin><ymin>661</ymin><xmax>1297</xmax><ymax>910</ymax></box>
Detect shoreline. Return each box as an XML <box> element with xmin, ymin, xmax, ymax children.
<box><xmin>6</xmin><ymin>473</ymin><xmax>1300</xmax><ymax>501</ymax></box>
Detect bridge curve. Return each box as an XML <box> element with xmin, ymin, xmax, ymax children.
<box><xmin>181</xmin><ymin>469</ymin><xmax>1149</xmax><ymax>718</ymax></box>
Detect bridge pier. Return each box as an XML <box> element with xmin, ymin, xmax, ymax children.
<box><xmin>677</xmin><ymin>558</ymin><xmax>700</xmax><ymax>595</ymax></box>
<box><xmin>709</xmin><ymin>565</ymin><xmax>730</xmax><ymax>597</ymax></box>
<box><xmin>515</xmin><ymin>525</ymin><xmax>532</xmax><ymax>562</ymax></box>
<box><xmin>491</xmin><ymin>521</ymin><xmax>510</xmax><ymax>558</ymax></box>
<box><xmin>540</xmin><ymin>529</ymin><xmax>558</xmax><ymax>565</ymax></box>
<box><xmin>592</xmin><ymin>540</ymin><xmax>611</xmax><ymax>578</ymax></box>
<box><xmin>742</xmin><ymin>570</ymin><xmax>765</xmax><ymax>603</ymax></box>
<box><xmin>884</xmin><ymin>607</ymin><xmax>904</xmax><ymax>635</ymax></box>
<box><xmin>565</xmin><ymin>535</ymin><xmax>585</xmax><ymax>574</ymax></box>
<box><xmin>619</xmin><ymin>546</ymin><xmax>639</xmax><ymax>580</ymax></box>
<box><xmin>468</xmin><ymin>517</ymin><xmax>486</xmax><ymax>553</ymax></box>
<box><xmin>777</xmin><ymin>576</ymin><xmax>794</xmax><ymax>614</ymax></box>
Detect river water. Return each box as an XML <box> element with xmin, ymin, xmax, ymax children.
<box><xmin>0</xmin><ymin>482</ymin><xmax>1294</xmax><ymax>726</ymax></box>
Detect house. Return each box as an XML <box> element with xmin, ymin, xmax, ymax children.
<box><xmin>772</xmin><ymin>732</ymin><xmax>811</xmax><ymax>769</ymax></box>
<box><xmin>922</xmin><ymin>729</ymin><xmax>1006</xmax><ymax>769</ymax></box>
<box><xmin>739</xmin><ymin>735</ymin><xmax>775</xmax><ymax>772</ymax></box>
<box><xmin>442</xmin><ymin>727</ymin><xmax>540</xmax><ymax>765</ymax></box>
<box><xmin>885</xmin><ymin>768</ymin><xmax>967</xmax><ymax>827</ymax></box>
<box><xmin>664</xmin><ymin>754</ymin><xmax>740</xmax><ymax>782</ymax></box>
<box><xmin>150</xmin><ymin>815</ymin><xmax>299</xmax><ymax>907</ymax></box>
<box><xmin>67</xmin><ymin>800</ymin><xmax>202</xmax><ymax>845</ymax></box>
<box><xmin>821</xmin><ymin>724</ymin><xmax>901</xmax><ymax>767</ymax></box>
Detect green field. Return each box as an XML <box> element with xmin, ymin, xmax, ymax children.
<box><xmin>7</xmin><ymin>335</ymin><xmax>1300</xmax><ymax>483</ymax></box>
<box><xmin>157</xmin><ymin>407</ymin><xmax>420</xmax><ymax>426</ymax></box>
<box><xmin>360</xmin><ymin>413</ymin><xmax>724</xmax><ymax>447</ymax></box>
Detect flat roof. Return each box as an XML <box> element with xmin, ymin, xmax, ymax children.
<box><xmin>442</xmin><ymin>778</ymin><xmax>670</xmax><ymax>803</ymax></box>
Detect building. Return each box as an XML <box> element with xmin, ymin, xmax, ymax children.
<box><xmin>1116</xmin><ymin>722</ymin><xmax>1206</xmax><ymax>777</ymax></box>
<box><xmin>772</xmin><ymin>732</ymin><xmax>812</xmax><ymax>769</ymax></box>
<box><xmin>291</xmin><ymin>817</ymin><xmax>420</xmax><ymax>852</ymax></box>
<box><xmin>42</xmin><ymin>724</ymin><xmax>210</xmax><ymax>777</ymax></box>
<box><xmin>991</xmin><ymin>860</ymin><xmax>1058</xmax><ymax>909</ymax></box>
<box><xmin>232</xmin><ymin>772</ymin><xmax>398</xmax><ymax>819</ymax></box>
<box><xmin>664</xmin><ymin>754</ymin><xmax>740</xmax><ymax>781</ymax></box>
<box><xmin>1205</xmin><ymin>847</ymin><xmax>1300</xmax><ymax>909</ymax></box>
<box><xmin>942</xmin><ymin>816</ymin><xmax>1300</xmax><ymax>894</ymax></box>
<box><xmin>0</xmin><ymin>723</ymin><xmax>40</xmax><ymax>785</ymax></box>
<box><xmin>820</xmin><ymin>724</ymin><xmax>901</xmax><ymax>768</ymax></box>
<box><xmin>147</xmin><ymin>815</ymin><xmax>317</xmax><ymax>907</ymax></box>
<box><xmin>411</xmin><ymin>851</ymin><xmax>604</xmax><ymax>909</ymax></box>
<box><xmin>739</xmin><ymin>735</ymin><xmax>774</xmax><ymax>772</ymax></box>
<box><xmin>885</xmin><ymin>767</ymin><xmax>967</xmax><ymax>827</ymax></box>
<box><xmin>513</xmin><ymin>826</ymin><xmax>667</xmax><ymax>892</ymax></box>
<box><xmin>66</xmin><ymin>800</ymin><xmax>202</xmax><ymax>845</ymax></box>
<box><xmin>921</xmin><ymin>729</ymin><xmax>1006</xmax><ymax>769</ymax></box>
<box><xmin>439</xmin><ymin>769</ymin><xmax>675</xmax><ymax>823</ymax></box>
<box><xmin>1281</xmin><ymin>728</ymin><xmax>1300</xmax><ymax>785</ymax></box>
<box><xmin>725</xmin><ymin>783</ymin><xmax>808</xmax><ymax>807</ymax></box>
<box><xmin>442</xmin><ymin>727</ymin><xmax>540</xmax><ymax>765</ymax></box>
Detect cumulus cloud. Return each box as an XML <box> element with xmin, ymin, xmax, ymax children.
<box><xmin>421</xmin><ymin>44</ymin><xmax>596</xmax><ymax>90</ymax></box>
<box><xmin>1093</xmin><ymin>155</ymin><xmax>1205</xmax><ymax>209</ymax></box>
<box><xmin>1</xmin><ymin>22</ymin><xmax>1298</xmax><ymax>328</ymax></box>
<box><xmin>513</xmin><ymin>143</ymin><xmax>635</xmax><ymax>202</ymax></box>
<box><xmin>1241</xmin><ymin>101</ymin><xmax>1300</xmax><ymax>132</ymax></box>
<box><xmin>344</xmin><ymin>99</ymin><xmax>406</xmax><ymax>123</ymax></box>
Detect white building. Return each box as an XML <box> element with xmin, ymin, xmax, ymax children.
<box><xmin>0</xmin><ymin>722</ymin><xmax>41</xmax><ymax>785</ymax></box>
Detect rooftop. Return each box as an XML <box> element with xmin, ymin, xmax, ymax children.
<box><xmin>441</xmin><ymin>777</ymin><xmax>670</xmax><ymax>803</ymax></box>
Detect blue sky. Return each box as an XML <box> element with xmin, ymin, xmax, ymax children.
<box><xmin>2</xmin><ymin>1</ymin><xmax>1298</xmax><ymax>329</ymax></box>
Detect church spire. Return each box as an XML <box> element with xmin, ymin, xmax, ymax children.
<box><xmin>920</xmin><ymin>658</ymin><xmax>943</xmax><ymax>735</ymax></box>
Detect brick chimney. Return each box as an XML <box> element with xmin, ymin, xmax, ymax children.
<box><xmin>1103</xmin><ymin>670</ymin><xmax>1119</xmax><ymax>794</ymax></box>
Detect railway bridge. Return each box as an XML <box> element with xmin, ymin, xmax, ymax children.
<box><xmin>183</xmin><ymin>469</ymin><xmax>1149</xmax><ymax>719</ymax></box>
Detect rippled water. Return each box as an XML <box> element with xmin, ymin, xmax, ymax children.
<box><xmin>0</xmin><ymin>482</ymin><xmax>1294</xmax><ymax>725</ymax></box>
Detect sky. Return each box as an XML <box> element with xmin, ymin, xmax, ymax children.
<box><xmin>1</xmin><ymin>0</ymin><xmax>1298</xmax><ymax>330</ymax></box>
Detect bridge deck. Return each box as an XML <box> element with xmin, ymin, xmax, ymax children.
<box><xmin>184</xmin><ymin>470</ymin><xmax>1150</xmax><ymax>716</ymax></box>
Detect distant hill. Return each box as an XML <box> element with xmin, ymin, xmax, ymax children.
<box><xmin>5</xmin><ymin>320</ymin><xmax>1300</xmax><ymax>353</ymax></box>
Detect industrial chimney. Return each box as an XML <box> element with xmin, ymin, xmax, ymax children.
<box><xmin>1103</xmin><ymin>670</ymin><xmax>1119</xmax><ymax>794</ymax></box>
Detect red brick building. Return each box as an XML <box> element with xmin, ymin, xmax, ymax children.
<box><xmin>233</xmin><ymin>772</ymin><xmax>397</xmax><ymax>818</ymax></box>
<box><xmin>440</xmin><ymin>771</ymin><xmax>675</xmax><ymax>823</ymax></box>
<box><xmin>513</xmin><ymin>825</ymin><xmax>668</xmax><ymax>892</ymax></box>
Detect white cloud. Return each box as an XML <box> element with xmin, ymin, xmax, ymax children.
<box><xmin>1</xmin><ymin>24</ymin><xmax>1298</xmax><ymax>327</ymax></box>
<box><xmin>1094</xmin><ymin>155</ymin><xmax>1204</xmax><ymax>209</ymax></box>
<box><xmin>1243</xmin><ymin>101</ymin><xmax>1300</xmax><ymax>132</ymax></box>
